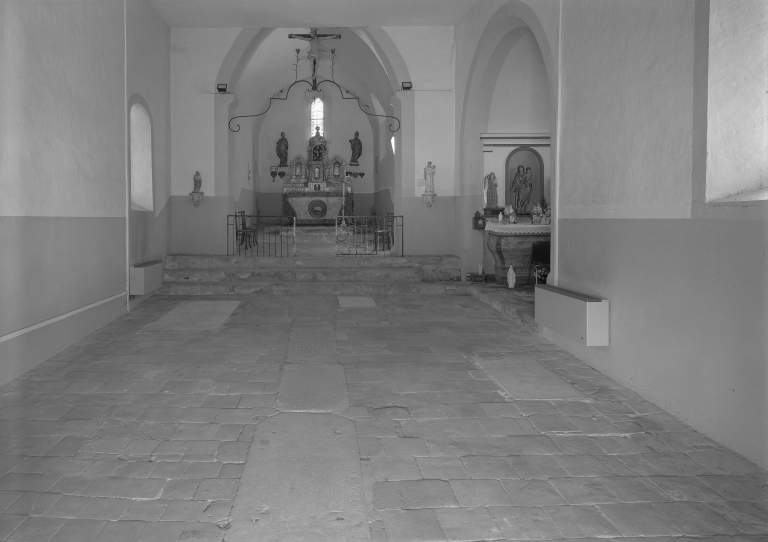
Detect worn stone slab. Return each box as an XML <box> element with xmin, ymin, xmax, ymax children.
<box><xmin>142</xmin><ymin>301</ymin><xmax>239</xmax><ymax>332</ymax></box>
<box><xmin>227</xmin><ymin>413</ymin><xmax>370</xmax><ymax>542</ymax></box>
<box><xmin>276</xmin><ymin>365</ymin><xmax>349</xmax><ymax>412</ymax></box>
<box><xmin>474</xmin><ymin>356</ymin><xmax>587</xmax><ymax>400</ymax></box>
<box><xmin>286</xmin><ymin>328</ymin><xmax>338</xmax><ymax>363</ymax></box>
<box><xmin>338</xmin><ymin>296</ymin><xmax>377</xmax><ymax>308</ymax></box>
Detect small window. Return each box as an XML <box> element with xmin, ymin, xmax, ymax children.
<box><xmin>310</xmin><ymin>97</ymin><xmax>324</xmax><ymax>137</ymax></box>
<box><xmin>130</xmin><ymin>103</ymin><xmax>153</xmax><ymax>212</ymax></box>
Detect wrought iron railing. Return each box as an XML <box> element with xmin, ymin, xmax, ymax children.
<box><xmin>335</xmin><ymin>215</ymin><xmax>404</xmax><ymax>256</ymax></box>
<box><xmin>227</xmin><ymin>214</ymin><xmax>296</xmax><ymax>257</ymax></box>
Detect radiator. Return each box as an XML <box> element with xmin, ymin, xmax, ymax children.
<box><xmin>535</xmin><ymin>284</ymin><xmax>609</xmax><ymax>346</ymax></box>
<box><xmin>129</xmin><ymin>260</ymin><xmax>164</xmax><ymax>296</ymax></box>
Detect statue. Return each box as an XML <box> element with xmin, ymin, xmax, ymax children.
<box><xmin>424</xmin><ymin>161</ymin><xmax>436</xmax><ymax>193</ymax></box>
<box><xmin>276</xmin><ymin>132</ymin><xmax>289</xmax><ymax>167</ymax></box>
<box><xmin>518</xmin><ymin>167</ymin><xmax>534</xmax><ymax>213</ymax></box>
<box><xmin>483</xmin><ymin>172</ymin><xmax>498</xmax><ymax>208</ymax></box>
<box><xmin>189</xmin><ymin>171</ymin><xmax>204</xmax><ymax>206</ymax></box>
<box><xmin>192</xmin><ymin>171</ymin><xmax>202</xmax><ymax>193</ymax></box>
<box><xmin>288</xmin><ymin>28</ymin><xmax>341</xmax><ymax>79</ymax></box>
<box><xmin>511</xmin><ymin>165</ymin><xmax>525</xmax><ymax>213</ymax></box>
<box><xmin>349</xmin><ymin>131</ymin><xmax>362</xmax><ymax>166</ymax></box>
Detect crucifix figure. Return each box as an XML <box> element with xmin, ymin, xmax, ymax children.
<box><xmin>288</xmin><ymin>28</ymin><xmax>341</xmax><ymax>79</ymax></box>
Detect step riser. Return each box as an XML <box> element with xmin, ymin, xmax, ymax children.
<box><xmin>164</xmin><ymin>268</ymin><xmax>423</xmax><ymax>283</ymax></box>
<box><xmin>158</xmin><ymin>282</ymin><xmax>472</xmax><ymax>296</ymax></box>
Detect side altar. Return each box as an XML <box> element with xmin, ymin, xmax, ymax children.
<box><xmin>283</xmin><ymin>127</ymin><xmax>353</xmax><ymax>225</ymax></box>
<box><xmin>483</xmin><ymin>219</ymin><xmax>551</xmax><ymax>286</ymax></box>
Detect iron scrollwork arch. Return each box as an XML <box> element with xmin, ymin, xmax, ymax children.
<box><xmin>228</xmin><ymin>78</ymin><xmax>400</xmax><ymax>134</ymax></box>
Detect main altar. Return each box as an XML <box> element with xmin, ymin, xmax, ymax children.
<box><xmin>282</xmin><ymin>127</ymin><xmax>352</xmax><ymax>225</ymax></box>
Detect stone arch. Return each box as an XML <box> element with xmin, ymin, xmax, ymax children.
<box><xmin>456</xmin><ymin>1</ymin><xmax>556</xmax><ymax>274</ymax></box>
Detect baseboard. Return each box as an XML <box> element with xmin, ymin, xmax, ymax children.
<box><xmin>0</xmin><ymin>294</ymin><xmax>126</xmax><ymax>387</ymax></box>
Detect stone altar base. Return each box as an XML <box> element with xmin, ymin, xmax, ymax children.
<box><xmin>287</xmin><ymin>196</ymin><xmax>343</xmax><ymax>225</ymax></box>
<box><xmin>483</xmin><ymin>221</ymin><xmax>551</xmax><ymax>286</ymax></box>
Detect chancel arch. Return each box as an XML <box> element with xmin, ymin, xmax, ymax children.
<box><xmin>222</xmin><ymin>27</ymin><xmax>408</xmax><ymax>219</ymax></box>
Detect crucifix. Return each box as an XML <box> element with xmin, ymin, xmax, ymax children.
<box><xmin>288</xmin><ymin>28</ymin><xmax>341</xmax><ymax>80</ymax></box>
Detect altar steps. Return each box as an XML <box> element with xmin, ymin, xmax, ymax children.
<box><xmin>163</xmin><ymin>266</ymin><xmax>423</xmax><ymax>284</ymax></box>
<box><xmin>158</xmin><ymin>255</ymin><xmax>468</xmax><ymax>296</ymax></box>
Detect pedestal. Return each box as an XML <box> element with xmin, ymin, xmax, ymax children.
<box><xmin>483</xmin><ymin>220</ymin><xmax>551</xmax><ymax>286</ymax></box>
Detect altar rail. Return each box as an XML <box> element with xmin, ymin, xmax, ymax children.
<box><xmin>335</xmin><ymin>215</ymin><xmax>404</xmax><ymax>257</ymax></box>
<box><xmin>227</xmin><ymin>215</ymin><xmax>296</xmax><ymax>257</ymax></box>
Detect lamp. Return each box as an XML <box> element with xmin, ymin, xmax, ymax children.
<box><xmin>472</xmin><ymin>211</ymin><xmax>486</xmax><ymax>230</ymax></box>
<box><xmin>217</xmin><ymin>84</ymin><xmax>228</xmax><ymax>94</ymax></box>
<box><xmin>401</xmin><ymin>82</ymin><xmax>413</xmax><ymax>91</ymax></box>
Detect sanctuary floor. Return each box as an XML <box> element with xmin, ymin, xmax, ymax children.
<box><xmin>0</xmin><ymin>294</ymin><xmax>765</xmax><ymax>541</ymax></box>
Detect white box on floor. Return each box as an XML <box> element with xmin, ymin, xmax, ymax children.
<box><xmin>129</xmin><ymin>260</ymin><xmax>164</xmax><ymax>296</ymax></box>
<box><xmin>535</xmin><ymin>284</ymin><xmax>609</xmax><ymax>346</ymax></box>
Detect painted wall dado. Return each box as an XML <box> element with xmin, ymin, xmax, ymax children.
<box><xmin>0</xmin><ymin>0</ymin><xmax>128</xmax><ymax>385</ymax></box>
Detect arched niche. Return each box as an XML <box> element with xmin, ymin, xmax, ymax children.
<box><xmin>505</xmin><ymin>146</ymin><xmax>546</xmax><ymax>212</ymax></box>
<box><xmin>128</xmin><ymin>96</ymin><xmax>154</xmax><ymax>213</ymax></box>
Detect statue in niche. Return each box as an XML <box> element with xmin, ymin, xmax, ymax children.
<box><xmin>424</xmin><ymin>161</ymin><xmax>436</xmax><ymax>193</ymax></box>
<box><xmin>510</xmin><ymin>165</ymin><xmax>525</xmax><ymax>212</ymax></box>
<box><xmin>276</xmin><ymin>132</ymin><xmax>289</xmax><ymax>167</ymax></box>
<box><xmin>192</xmin><ymin>171</ymin><xmax>202</xmax><ymax>193</ymax></box>
<box><xmin>518</xmin><ymin>167</ymin><xmax>534</xmax><ymax>213</ymax></box>
<box><xmin>483</xmin><ymin>172</ymin><xmax>498</xmax><ymax>208</ymax></box>
<box><xmin>349</xmin><ymin>131</ymin><xmax>362</xmax><ymax>166</ymax></box>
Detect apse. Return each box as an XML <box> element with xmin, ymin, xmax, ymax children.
<box><xmin>227</xmin><ymin>28</ymin><xmax>397</xmax><ymax>217</ymax></box>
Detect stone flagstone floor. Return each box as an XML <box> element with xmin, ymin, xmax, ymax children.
<box><xmin>0</xmin><ymin>293</ymin><xmax>765</xmax><ymax>541</ymax></box>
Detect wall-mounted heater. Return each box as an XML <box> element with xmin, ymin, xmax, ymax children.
<box><xmin>535</xmin><ymin>284</ymin><xmax>609</xmax><ymax>346</ymax></box>
<box><xmin>129</xmin><ymin>261</ymin><xmax>164</xmax><ymax>296</ymax></box>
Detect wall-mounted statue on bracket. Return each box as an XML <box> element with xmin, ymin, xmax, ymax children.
<box><xmin>189</xmin><ymin>171</ymin><xmax>204</xmax><ymax>206</ymax></box>
<box><xmin>276</xmin><ymin>132</ymin><xmax>289</xmax><ymax>167</ymax></box>
<box><xmin>192</xmin><ymin>171</ymin><xmax>202</xmax><ymax>193</ymax></box>
<box><xmin>349</xmin><ymin>131</ymin><xmax>362</xmax><ymax>166</ymax></box>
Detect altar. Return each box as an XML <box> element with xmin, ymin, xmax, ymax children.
<box><xmin>283</xmin><ymin>128</ymin><xmax>352</xmax><ymax>225</ymax></box>
<box><xmin>483</xmin><ymin>219</ymin><xmax>551</xmax><ymax>285</ymax></box>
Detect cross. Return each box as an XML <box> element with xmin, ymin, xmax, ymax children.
<box><xmin>289</xmin><ymin>28</ymin><xmax>341</xmax><ymax>79</ymax></box>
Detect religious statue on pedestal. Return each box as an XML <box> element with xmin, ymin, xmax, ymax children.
<box><xmin>192</xmin><ymin>171</ymin><xmax>202</xmax><ymax>193</ymax></box>
<box><xmin>189</xmin><ymin>171</ymin><xmax>204</xmax><ymax>206</ymax></box>
<box><xmin>276</xmin><ymin>132</ymin><xmax>289</xmax><ymax>167</ymax></box>
<box><xmin>349</xmin><ymin>131</ymin><xmax>362</xmax><ymax>166</ymax></box>
<box><xmin>424</xmin><ymin>162</ymin><xmax>436</xmax><ymax>193</ymax></box>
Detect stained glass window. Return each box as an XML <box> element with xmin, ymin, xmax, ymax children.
<box><xmin>310</xmin><ymin>97</ymin><xmax>324</xmax><ymax>137</ymax></box>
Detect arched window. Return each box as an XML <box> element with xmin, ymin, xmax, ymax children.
<box><xmin>130</xmin><ymin>102</ymin><xmax>153</xmax><ymax>212</ymax></box>
<box><xmin>310</xmin><ymin>97</ymin><xmax>324</xmax><ymax>137</ymax></box>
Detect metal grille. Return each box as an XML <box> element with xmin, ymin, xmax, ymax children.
<box><xmin>227</xmin><ymin>214</ymin><xmax>296</xmax><ymax>257</ymax></box>
<box><xmin>335</xmin><ymin>215</ymin><xmax>404</xmax><ymax>256</ymax></box>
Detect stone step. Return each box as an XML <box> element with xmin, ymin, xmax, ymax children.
<box><xmin>157</xmin><ymin>281</ymin><xmax>472</xmax><ymax>296</ymax></box>
<box><xmin>164</xmin><ymin>255</ymin><xmax>462</xmax><ymax>282</ymax></box>
<box><xmin>163</xmin><ymin>266</ymin><xmax>423</xmax><ymax>284</ymax></box>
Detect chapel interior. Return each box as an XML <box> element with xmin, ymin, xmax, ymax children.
<box><xmin>1</xmin><ymin>0</ymin><xmax>767</xmax><ymax>540</ymax></box>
